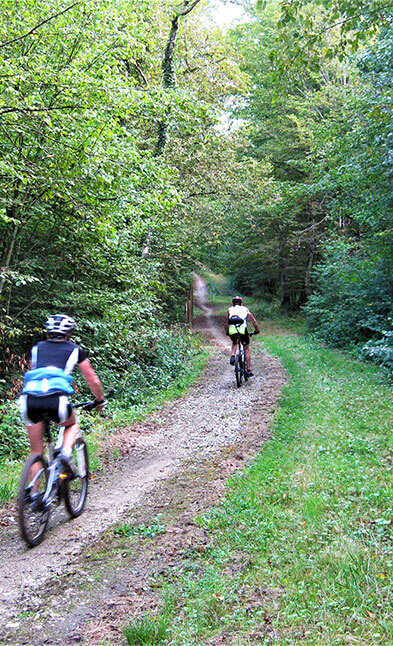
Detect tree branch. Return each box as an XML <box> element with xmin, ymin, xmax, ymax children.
<box><xmin>0</xmin><ymin>104</ymin><xmax>84</xmax><ymax>116</ymax></box>
<box><xmin>176</xmin><ymin>0</ymin><xmax>204</xmax><ymax>18</ymax></box>
<box><xmin>0</xmin><ymin>2</ymin><xmax>81</xmax><ymax>49</ymax></box>
<box><xmin>278</xmin><ymin>2</ymin><xmax>393</xmax><ymax>83</ymax></box>
<box><xmin>187</xmin><ymin>190</ymin><xmax>217</xmax><ymax>198</ymax></box>
<box><xmin>296</xmin><ymin>216</ymin><xmax>329</xmax><ymax>247</ymax></box>
<box><xmin>132</xmin><ymin>58</ymin><xmax>149</xmax><ymax>87</ymax></box>
<box><xmin>320</xmin><ymin>2</ymin><xmax>393</xmax><ymax>34</ymax></box>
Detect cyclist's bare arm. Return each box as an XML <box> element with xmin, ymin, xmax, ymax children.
<box><xmin>78</xmin><ymin>359</ymin><xmax>105</xmax><ymax>410</ymax></box>
<box><xmin>247</xmin><ymin>310</ymin><xmax>260</xmax><ymax>333</ymax></box>
<box><xmin>225</xmin><ymin>309</ymin><xmax>230</xmax><ymax>335</ymax></box>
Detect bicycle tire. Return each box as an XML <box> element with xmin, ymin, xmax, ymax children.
<box><xmin>243</xmin><ymin>348</ymin><xmax>248</xmax><ymax>382</ymax></box>
<box><xmin>18</xmin><ymin>454</ymin><xmax>50</xmax><ymax>547</ymax></box>
<box><xmin>240</xmin><ymin>350</ymin><xmax>246</xmax><ymax>383</ymax></box>
<box><xmin>62</xmin><ymin>439</ymin><xmax>89</xmax><ymax>518</ymax></box>
<box><xmin>235</xmin><ymin>353</ymin><xmax>242</xmax><ymax>387</ymax></box>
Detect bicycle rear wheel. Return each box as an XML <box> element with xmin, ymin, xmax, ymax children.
<box><xmin>18</xmin><ymin>454</ymin><xmax>50</xmax><ymax>547</ymax></box>
<box><xmin>235</xmin><ymin>353</ymin><xmax>243</xmax><ymax>387</ymax></box>
<box><xmin>243</xmin><ymin>348</ymin><xmax>248</xmax><ymax>382</ymax></box>
<box><xmin>62</xmin><ymin>438</ymin><xmax>89</xmax><ymax>518</ymax></box>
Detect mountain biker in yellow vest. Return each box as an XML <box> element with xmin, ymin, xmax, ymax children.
<box><xmin>225</xmin><ymin>296</ymin><xmax>260</xmax><ymax>377</ymax></box>
<box><xmin>19</xmin><ymin>314</ymin><xmax>106</xmax><ymax>475</ymax></box>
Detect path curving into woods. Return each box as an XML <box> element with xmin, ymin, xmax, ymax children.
<box><xmin>0</xmin><ymin>277</ymin><xmax>287</xmax><ymax>645</ymax></box>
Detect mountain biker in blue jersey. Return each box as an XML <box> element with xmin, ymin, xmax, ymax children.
<box><xmin>19</xmin><ymin>314</ymin><xmax>105</xmax><ymax>474</ymax></box>
<box><xmin>225</xmin><ymin>296</ymin><xmax>260</xmax><ymax>377</ymax></box>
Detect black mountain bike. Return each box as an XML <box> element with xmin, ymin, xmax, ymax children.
<box><xmin>18</xmin><ymin>400</ymin><xmax>101</xmax><ymax>547</ymax></box>
<box><xmin>233</xmin><ymin>327</ymin><xmax>255</xmax><ymax>388</ymax></box>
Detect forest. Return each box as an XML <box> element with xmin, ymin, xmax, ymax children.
<box><xmin>1</xmin><ymin>0</ymin><xmax>393</xmax><ymax>412</ymax></box>
<box><xmin>2</xmin><ymin>3</ymin><xmax>393</xmax><ymax>643</ymax></box>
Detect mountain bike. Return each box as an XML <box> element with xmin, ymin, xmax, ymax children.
<box><xmin>233</xmin><ymin>328</ymin><xmax>255</xmax><ymax>388</ymax></box>
<box><xmin>18</xmin><ymin>400</ymin><xmax>102</xmax><ymax>547</ymax></box>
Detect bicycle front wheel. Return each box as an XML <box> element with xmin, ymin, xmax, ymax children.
<box><xmin>235</xmin><ymin>353</ymin><xmax>243</xmax><ymax>387</ymax></box>
<box><xmin>62</xmin><ymin>438</ymin><xmax>89</xmax><ymax>518</ymax></box>
<box><xmin>18</xmin><ymin>454</ymin><xmax>50</xmax><ymax>547</ymax></box>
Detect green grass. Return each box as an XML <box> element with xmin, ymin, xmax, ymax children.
<box><xmin>124</xmin><ymin>614</ymin><xmax>170</xmax><ymax>645</ymax></box>
<box><xmin>0</xmin><ymin>466</ymin><xmax>19</xmax><ymax>502</ymax></box>
<box><xmin>114</xmin><ymin>516</ymin><xmax>166</xmax><ymax>538</ymax></box>
<box><xmin>127</xmin><ymin>331</ymin><xmax>393</xmax><ymax>645</ymax></box>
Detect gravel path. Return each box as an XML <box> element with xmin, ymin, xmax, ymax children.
<box><xmin>0</xmin><ymin>278</ymin><xmax>287</xmax><ymax>644</ymax></box>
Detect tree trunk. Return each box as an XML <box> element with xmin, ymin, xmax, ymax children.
<box><xmin>186</xmin><ymin>282</ymin><xmax>193</xmax><ymax>324</ymax></box>
<box><xmin>304</xmin><ymin>248</ymin><xmax>315</xmax><ymax>298</ymax></box>
<box><xmin>0</xmin><ymin>210</ymin><xmax>19</xmax><ymax>297</ymax></box>
<box><xmin>279</xmin><ymin>237</ymin><xmax>291</xmax><ymax>309</ymax></box>
<box><xmin>155</xmin><ymin>0</ymin><xmax>203</xmax><ymax>157</ymax></box>
<box><xmin>156</xmin><ymin>16</ymin><xmax>179</xmax><ymax>156</ymax></box>
<box><xmin>141</xmin><ymin>229</ymin><xmax>152</xmax><ymax>259</ymax></box>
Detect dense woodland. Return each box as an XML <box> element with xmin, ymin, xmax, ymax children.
<box><xmin>1</xmin><ymin>0</ymin><xmax>393</xmax><ymax>411</ymax></box>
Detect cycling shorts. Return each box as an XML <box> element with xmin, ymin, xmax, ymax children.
<box><xmin>229</xmin><ymin>330</ymin><xmax>250</xmax><ymax>346</ymax></box>
<box><xmin>19</xmin><ymin>394</ymin><xmax>73</xmax><ymax>426</ymax></box>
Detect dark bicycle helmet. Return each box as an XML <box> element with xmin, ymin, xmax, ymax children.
<box><xmin>232</xmin><ymin>296</ymin><xmax>243</xmax><ymax>306</ymax></box>
<box><xmin>45</xmin><ymin>314</ymin><xmax>75</xmax><ymax>337</ymax></box>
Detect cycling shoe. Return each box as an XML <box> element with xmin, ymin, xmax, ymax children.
<box><xmin>30</xmin><ymin>492</ymin><xmax>45</xmax><ymax>512</ymax></box>
<box><xmin>59</xmin><ymin>454</ymin><xmax>75</xmax><ymax>477</ymax></box>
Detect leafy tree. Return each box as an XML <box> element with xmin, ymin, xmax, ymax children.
<box><xmin>210</xmin><ymin>2</ymin><xmax>336</xmax><ymax>306</ymax></box>
<box><xmin>303</xmin><ymin>23</ymin><xmax>393</xmax><ymax>362</ymax></box>
<box><xmin>0</xmin><ymin>0</ymin><xmax>254</xmax><ymax>404</ymax></box>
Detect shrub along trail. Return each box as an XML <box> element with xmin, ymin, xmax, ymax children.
<box><xmin>0</xmin><ymin>288</ymin><xmax>286</xmax><ymax>644</ymax></box>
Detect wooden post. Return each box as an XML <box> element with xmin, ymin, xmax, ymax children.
<box><xmin>186</xmin><ymin>283</ymin><xmax>193</xmax><ymax>325</ymax></box>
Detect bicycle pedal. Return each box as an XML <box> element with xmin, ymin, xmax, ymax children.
<box><xmin>29</xmin><ymin>492</ymin><xmax>44</xmax><ymax>511</ymax></box>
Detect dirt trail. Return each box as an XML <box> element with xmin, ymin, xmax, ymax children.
<box><xmin>0</xmin><ymin>279</ymin><xmax>287</xmax><ymax>645</ymax></box>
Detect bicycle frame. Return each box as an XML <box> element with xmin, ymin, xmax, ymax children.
<box><xmin>40</xmin><ymin>421</ymin><xmax>65</xmax><ymax>507</ymax></box>
<box><xmin>232</xmin><ymin>326</ymin><xmax>254</xmax><ymax>387</ymax></box>
<box><xmin>37</xmin><ymin>403</ymin><xmax>80</xmax><ymax>499</ymax></box>
<box><xmin>19</xmin><ymin>399</ymin><xmax>98</xmax><ymax>546</ymax></box>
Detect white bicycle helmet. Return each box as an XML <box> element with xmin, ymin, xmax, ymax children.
<box><xmin>45</xmin><ymin>314</ymin><xmax>75</xmax><ymax>336</ymax></box>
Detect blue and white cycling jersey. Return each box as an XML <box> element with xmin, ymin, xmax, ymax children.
<box><xmin>22</xmin><ymin>339</ymin><xmax>88</xmax><ymax>396</ymax></box>
<box><xmin>22</xmin><ymin>366</ymin><xmax>74</xmax><ymax>395</ymax></box>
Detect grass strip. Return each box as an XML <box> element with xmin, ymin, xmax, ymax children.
<box><xmin>125</xmin><ymin>334</ymin><xmax>393</xmax><ymax>645</ymax></box>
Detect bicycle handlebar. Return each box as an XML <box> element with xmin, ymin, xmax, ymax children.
<box><xmin>232</xmin><ymin>327</ymin><xmax>258</xmax><ymax>337</ymax></box>
<box><xmin>74</xmin><ymin>399</ymin><xmax>108</xmax><ymax>412</ymax></box>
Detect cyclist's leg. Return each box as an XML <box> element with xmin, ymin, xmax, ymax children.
<box><xmin>59</xmin><ymin>405</ymin><xmax>79</xmax><ymax>474</ymax></box>
<box><xmin>62</xmin><ymin>413</ymin><xmax>78</xmax><ymax>453</ymax></box>
<box><xmin>19</xmin><ymin>395</ymin><xmax>44</xmax><ymax>455</ymax></box>
<box><xmin>229</xmin><ymin>333</ymin><xmax>238</xmax><ymax>363</ymax></box>
<box><xmin>25</xmin><ymin>423</ymin><xmax>45</xmax><ymax>490</ymax></box>
<box><xmin>26</xmin><ymin>422</ymin><xmax>45</xmax><ymax>455</ymax></box>
<box><xmin>19</xmin><ymin>396</ymin><xmax>45</xmax><ymax>488</ymax></box>
<box><xmin>40</xmin><ymin>394</ymin><xmax>76</xmax><ymax>454</ymax></box>
<box><xmin>242</xmin><ymin>332</ymin><xmax>251</xmax><ymax>371</ymax></box>
<box><xmin>245</xmin><ymin>345</ymin><xmax>251</xmax><ymax>371</ymax></box>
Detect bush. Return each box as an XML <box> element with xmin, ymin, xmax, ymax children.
<box><xmin>0</xmin><ymin>401</ymin><xmax>29</xmax><ymax>462</ymax></box>
<box><xmin>361</xmin><ymin>324</ymin><xmax>393</xmax><ymax>372</ymax></box>
<box><xmin>304</xmin><ymin>241</ymin><xmax>393</xmax><ymax>355</ymax></box>
<box><xmin>105</xmin><ymin>326</ymin><xmax>194</xmax><ymax>406</ymax></box>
